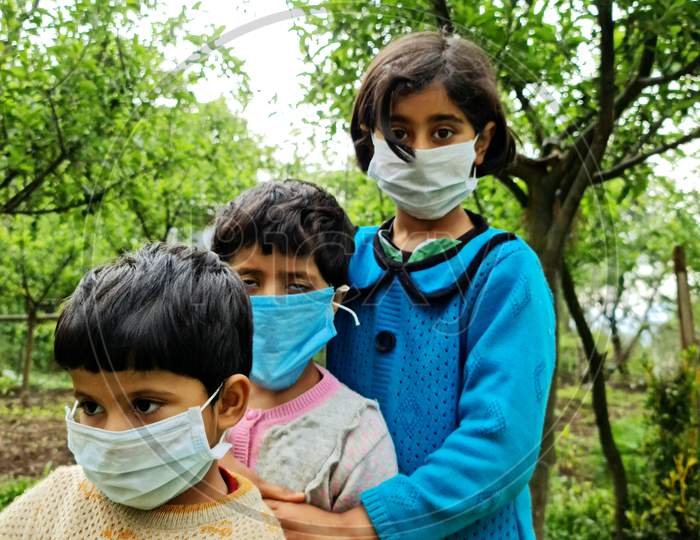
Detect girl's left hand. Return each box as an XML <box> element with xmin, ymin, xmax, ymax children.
<box><xmin>264</xmin><ymin>500</ymin><xmax>377</xmax><ymax>540</ymax></box>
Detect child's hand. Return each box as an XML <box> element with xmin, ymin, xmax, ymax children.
<box><xmin>258</xmin><ymin>479</ymin><xmax>306</xmax><ymax>503</ymax></box>
<box><xmin>264</xmin><ymin>501</ymin><xmax>377</xmax><ymax>540</ymax></box>
<box><xmin>218</xmin><ymin>454</ymin><xmax>305</xmax><ymax>503</ymax></box>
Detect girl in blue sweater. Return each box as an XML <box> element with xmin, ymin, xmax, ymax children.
<box><xmin>267</xmin><ymin>32</ymin><xmax>555</xmax><ymax>540</ymax></box>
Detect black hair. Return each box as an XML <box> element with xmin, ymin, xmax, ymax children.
<box><xmin>54</xmin><ymin>243</ymin><xmax>252</xmax><ymax>398</ymax></box>
<box><xmin>351</xmin><ymin>31</ymin><xmax>516</xmax><ymax>176</ymax></box>
<box><xmin>211</xmin><ymin>179</ymin><xmax>356</xmax><ymax>288</ymax></box>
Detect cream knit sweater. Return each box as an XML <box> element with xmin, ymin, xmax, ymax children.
<box><xmin>0</xmin><ymin>465</ymin><xmax>284</xmax><ymax>539</ymax></box>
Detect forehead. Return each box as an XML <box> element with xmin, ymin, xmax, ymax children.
<box><xmin>391</xmin><ymin>83</ymin><xmax>466</xmax><ymax>123</ymax></box>
<box><xmin>229</xmin><ymin>245</ymin><xmax>323</xmax><ymax>277</ymax></box>
<box><xmin>70</xmin><ymin>369</ymin><xmax>203</xmax><ymax>398</ymax></box>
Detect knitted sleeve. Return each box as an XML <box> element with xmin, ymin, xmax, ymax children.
<box><xmin>360</xmin><ymin>245</ymin><xmax>556</xmax><ymax>540</ymax></box>
<box><xmin>330</xmin><ymin>405</ymin><xmax>398</xmax><ymax>513</ymax></box>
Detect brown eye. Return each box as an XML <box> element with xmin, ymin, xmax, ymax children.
<box><xmin>434</xmin><ymin>127</ymin><xmax>454</xmax><ymax>140</ymax></box>
<box><xmin>133</xmin><ymin>399</ymin><xmax>161</xmax><ymax>415</ymax></box>
<box><xmin>79</xmin><ymin>401</ymin><xmax>103</xmax><ymax>416</ymax></box>
<box><xmin>288</xmin><ymin>282</ymin><xmax>311</xmax><ymax>294</ymax></box>
<box><xmin>391</xmin><ymin>128</ymin><xmax>408</xmax><ymax>141</ymax></box>
<box><xmin>242</xmin><ymin>278</ymin><xmax>259</xmax><ymax>290</ymax></box>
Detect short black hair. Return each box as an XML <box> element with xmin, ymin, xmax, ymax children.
<box><xmin>352</xmin><ymin>32</ymin><xmax>516</xmax><ymax>176</ymax></box>
<box><xmin>211</xmin><ymin>180</ymin><xmax>356</xmax><ymax>288</ymax></box>
<box><xmin>54</xmin><ymin>243</ymin><xmax>252</xmax><ymax>398</ymax></box>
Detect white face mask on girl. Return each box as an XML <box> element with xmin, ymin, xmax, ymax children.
<box><xmin>65</xmin><ymin>385</ymin><xmax>231</xmax><ymax>510</ymax></box>
<box><xmin>367</xmin><ymin>133</ymin><xmax>480</xmax><ymax>220</ymax></box>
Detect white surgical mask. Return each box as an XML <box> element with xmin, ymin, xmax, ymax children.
<box><xmin>367</xmin><ymin>134</ymin><xmax>480</xmax><ymax>220</ymax></box>
<box><xmin>65</xmin><ymin>385</ymin><xmax>231</xmax><ymax>510</ymax></box>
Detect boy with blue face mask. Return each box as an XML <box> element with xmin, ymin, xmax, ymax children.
<box><xmin>0</xmin><ymin>243</ymin><xmax>283</xmax><ymax>539</ymax></box>
<box><xmin>211</xmin><ymin>179</ymin><xmax>398</xmax><ymax>512</ymax></box>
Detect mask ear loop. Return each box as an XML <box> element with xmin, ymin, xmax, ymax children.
<box><xmin>468</xmin><ymin>132</ymin><xmax>481</xmax><ymax>182</ymax></box>
<box><xmin>200</xmin><ymin>383</ymin><xmax>223</xmax><ymax>412</ymax></box>
<box><xmin>334</xmin><ymin>303</ymin><xmax>361</xmax><ymax>327</ymax></box>
<box><xmin>66</xmin><ymin>401</ymin><xmax>79</xmax><ymax>420</ymax></box>
<box><xmin>333</xmin><ymin>285</ymin><xmax>360</xmax><ymax>327</ymax></box>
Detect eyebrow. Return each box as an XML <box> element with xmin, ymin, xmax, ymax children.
<box><xmin>232</xmin><ymin>266</ymin><xmax>261</xmax><ymax>275</ymax></box>
<box><xmin>390</xmin><ymin>113</ymin><xmax>465</xmax><ymax>124</ymax></box>
<box><xmin>280</xmin><ymin>271</ymin><xmax>312</xmax><ymax>280</ymax></box>
<box><xmin>73</xmin><ymin>389</ymin><xmax>178</xmax><ymax>401</ymax></box>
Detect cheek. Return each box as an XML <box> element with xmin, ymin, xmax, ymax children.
<box><xmin>202</xmin><ymin>409</ymin><xmax>221</xmax><ymax>445</ymax></box>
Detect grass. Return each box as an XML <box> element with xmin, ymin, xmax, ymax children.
<box><xmin>555</xmin><ymin>382</ymin><xmax>646</xmax><ymax>484</ymax></box>
<box><xmin>0</xmin><ymin>476</ymin><xmax>38</xmax><ymax>511</ymax></box>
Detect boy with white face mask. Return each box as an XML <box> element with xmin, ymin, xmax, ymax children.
<box><xmin>0</xmin><ymin>243</ymin><xmax>283</xmax><ymax>539</ymax></box>
<box><xmin>211</xmin><ymin>179</ymin><xmax>398</xmax><ymax>513</ymax></box>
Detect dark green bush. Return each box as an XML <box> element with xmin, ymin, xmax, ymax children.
<box><xmin>626</xmin><ymin>348</ymin><xmax>699</xmax><ymax>539</ymax></box>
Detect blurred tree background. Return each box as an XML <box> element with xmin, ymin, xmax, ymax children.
<box><xmin>1</xmin><ymin>1</ymin><xmax>699</xmax><ymax>538</ymax></box>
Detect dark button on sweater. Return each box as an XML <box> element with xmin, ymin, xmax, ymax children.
<box><xmin>375</xmin><ymin>330</ymin><xmax>396</xmax><ymax>353</ymax></box>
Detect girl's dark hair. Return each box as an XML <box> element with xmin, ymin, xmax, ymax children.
<box><xmin>211</xmin><ymin>180</ymin><xmax>355</xmax><ymax>288</ymax></box>
<box><xmin>54</xmin><ymin>243</ymin><xmax>252</xmax><ymax>398</ymax></box>
<box><xmin>351</xmin><ymin>31</ymin><xmax>516</xmax><ymax>176</ymax></box>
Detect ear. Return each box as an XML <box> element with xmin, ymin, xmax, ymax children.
<box><xmin>215</xmin><ymin>374</ymin><xmax>250</xmax><ymax>433</ymax></box>
<box><xmin>474</xmin><ymin>121</ymin><xmax>496</xmax><ymax>166</ymax></box>
<box><xmin>332</xmin><ymin>285</ymin><xmax>349</xmax><ymax>314</ymax></box>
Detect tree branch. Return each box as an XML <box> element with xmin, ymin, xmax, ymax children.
<box><xmin>547</xmin><ymin>0</ymin><xmax>615</xmax><ymax>260</ymax></box>
<box><xmin>47</xmin><ymin>92</ymin><xmax>66</xmax><ymax>154</ymax></box>
<box><xmin>594</xmin><ymin>127</ymin><xmax>700</xmax><ymax>183</ymax></box>
<box><xmin>0</xmin><ymin>147</ymin><xmax>74</xmax><ymax>213</ymax></box>
<box><xmin>514</xmin><ymin>84</ymin><xmax>545</xmax><ymax>148</ymax></box>
<box><xmin>638</xmin><ymin>54</ymin><xmax>700</xmax><ymax>87</ymax></box>
<box><xmin>613</xmin><ymin>34</ymin><xmax>657</xmax><ymax>119</ymax></box>
<box><xmin>5</xmin><ymin>190</ymin><xmax>105</xmax><ymax>215</ymax></box>
<box><xmin>596</xmin><ymin>0</ymin><xmax>616</xmax><ymax>142</ymax></box>
<box><xmin>36</xmin><ymin>250</ymin><xmax>78</xmax><ymax>303</ymax></box>
<box><xmin>504</xmin><ymin>152</ymin><xmax>551</xmax><ymax>185</ymax></box>
<box><xmin>620</xmin><ymin>281</ymin><xmax>661</xmax><ymax>364</ymax></box>
<box><xmin>430</xmin><ymin>0</ymin><xmax>453</xmax><ymax>33</ymax></box>
<box><xmin>496</xmin><ymin>175</ymin><xmax>529</xmax><ymax>208</ymax></box>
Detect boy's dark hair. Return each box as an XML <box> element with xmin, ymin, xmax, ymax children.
<box><xmin>211</xmin><ymin>180</ymin><xmax>355</xmax><ymax>288</ymax></box>
<box><xmin>351</xmin><ymin>31</ymin><xmax>516</xmax><ymax>177</ymax></box>
<box><xmin>54</xmin><ymin>243</ymin><xmax>252</xmax><ymax>398</ymax></box>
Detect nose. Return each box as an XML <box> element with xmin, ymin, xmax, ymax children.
<box><xmin>412</xmin><ymin>131</ymin><xmax>433</xmax><ymax>150</ymax></box>
<box><xmin>258</xmin><ymin>282</ymin><xmax>285</xmax><ymax>297</ymax></box>
<box><xmin>103</xmin><ymin>410</ymin><xmax>140</xmax><ymax>432</ymax></box>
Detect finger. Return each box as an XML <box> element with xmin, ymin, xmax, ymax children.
<box><xmin>260</xmin><ymin>482</ymin><xmax>306</xmax><ymax>503</ymax></box>
<box><xmin>263</xmin><ymin>498</ymin><xmax>280</xmax><ymax>510</ymax></box>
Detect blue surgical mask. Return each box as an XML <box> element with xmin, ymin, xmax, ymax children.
<box><xmin>250</xmin><ymin>287</ymin><xmax>359</xmax><ymax>391</ymax></box>
<box><xmin>65</xmin><ymin>385</ymin><xmax>230</xmax><ymax>510</ymax></box>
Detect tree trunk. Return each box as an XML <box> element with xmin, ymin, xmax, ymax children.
<box><xmin>531</xmin><ymin>257</ymin><xmax>559</xmax><ymax>539</ymax></box>
<box><xmin>673</xmin><ymin>245</ymin><xmax>696</xmax><ymax>349</ymax></box>
<box><xmin>673</xmin><ymin>245</ymin><xmax>699</xmax><ymax>451</ymax></box>
<box><xmin>20</xmin><ymin>308</ymin><xmax>37</xmax><ymax>407</ymax></box>
<box><xmin>561</xmin><ymin>262</ymin><xmax>629</xmax><ymax>539</ymax></box>
<box><xmin>526</xmin><ymin>181</ymin><xmax>559</xmax><ymax>539</ymax></box>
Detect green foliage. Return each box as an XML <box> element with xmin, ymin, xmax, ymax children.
<box><xmin>0</xmin><ymin>463</ymin><xmax>53</xmax><ymax>511</ymax></box>
<box><xmin>0</xmin><ymin>375</ymin><xmax>14</xmax><ymax>396</ymax></box>
<box><xmin>545</xmin><ymin>477</ymin><xmax>615</xmax><ymax>540</ymax></box>
<box><xmin>312</xmin><ymin>165</ymin><xmax>394</xmax><ymax>226</ymax></box>
<box><xmin>0</xmin><ymin>0</ymin><xmax>250</xmax><ymax>215</ymax></box>
<box><xmin>0</xmin><ymin>477</ymin><xmax>36</xmax><ymax>511</ymax></box>
<box><xmin>626</xmin><ymin>348</ymin><xmax>700</xmax><ymax>539</ymax></box>
<box><xmin>0</xmin><ymin>1</ymin><xmax>276</xmax><ymax>378</ymax></box>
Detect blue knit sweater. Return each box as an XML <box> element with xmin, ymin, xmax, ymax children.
<box><xmin>327</xmin><ymin>214</ymin><xmax>555</xmax><ymax>540</ymax></box>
